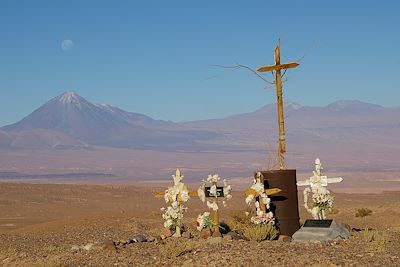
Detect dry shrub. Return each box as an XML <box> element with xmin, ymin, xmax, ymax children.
<box><xmin>363</xmin><ymin>228</ymin><xmax>376</xmax><ymax>242</ymax></box>
<box><xmin>329</xmin><ymin>207</ymin><xmax>339</xmax><ymax>215</ymax></box>
<box><xmin>243</xmin><ymin>223</ymin><xmax>278</xmax><ymax>242</ymax></box>
<box><xmin>355</xmin><ymin>208</ymin><xmax>373</xmax><ymax>217</ymax></box>
<box><xmin>228</xmin><ymin>210</ymin><xmax>253</xmax><ymax>232</ymax></box>
<box><xmin>179</xmin><ymin>222</ymin><xmax>200</xmax><ymax>239</ymax></box>
<box><xmin>363</xmin><ymin>229</ymin><xmax>388</xmax><ymax>253</ymax></box>
<box><xmin>159</xmin><ymin>239</ymin><xmax>200</xmax><ymax>259</ymax></box>
<box><xmin>392</xmin><ymin>226</ymin><xmax>400</xmax><ymax>233</ymax></box>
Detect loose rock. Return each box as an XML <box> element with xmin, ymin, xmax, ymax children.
<box><xmin>103</xmin><ymin>240</ymin><xmax>117</xmax><ymax>251</ymax></box>
<box><xmin>162</xmin><ymin>229</ymin><xmax>173</xmax><ymax>239</ymax></box>
<box><xmin>131</xmin><ymin>234</ymin><xmax>147</xmax><ymax>243</ymax></box>
<box><xmin>70</xmin><ymin>245</ymin><xmax>80</xmax><ymax>252</ymax></box>
<box><xmin>182</xmin><ymin>231</ymin><xmax>192</xmax><ymax>239</ymax></box>
<box><xmin>200</xmin><ymin>228</ymin><xmax>212</xmax><ymax>239</ymax></box>
<box><xmin>278</xmin><ymin>235</ymin><xmax>292</xmax><ymax>243</ymax></box>
<box><xmin>83</xmin><ymin>243</ymin><xmax>94</xmax><ymax>251</ymax></box>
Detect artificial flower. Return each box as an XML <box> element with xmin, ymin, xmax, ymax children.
<box><xmin>207</xmin><ymin>200</ymin><xmax>218</xmax><ymax>211</ymax></box>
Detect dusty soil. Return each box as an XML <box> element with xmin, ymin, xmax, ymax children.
<box><xmin>0</xmin><ymin>182</ymin><xmax>399</xmax><ymax>266</ymax></box>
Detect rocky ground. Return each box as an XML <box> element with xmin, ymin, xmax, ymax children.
<box><xmin>0</xmin><ymin>183</ymin><xmax>399</xmax><ymax>266</ymax></box>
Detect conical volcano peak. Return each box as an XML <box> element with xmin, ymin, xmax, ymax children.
<box><xmin>58</xmin><ymin>91</ymin><xmax>82</xmax><ymax>105</ymax></box>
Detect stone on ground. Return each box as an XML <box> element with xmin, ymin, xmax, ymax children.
<box><xmin>292</xmin><ymin>220</ymin><xmax>350</xmax><ymax>242</ymax></box>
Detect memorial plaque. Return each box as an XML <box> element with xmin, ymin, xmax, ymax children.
<box><xmin>204</xmin><ymin>186</ymin><xmax>224</xmax><ymax>197</ymax></box>
<box><xmin>303</xmin><ymin>219</ymin><xmax>333</xmax><ymax>228</ymax></box>
<box><xmin>292</xmin><ymin>220</ymin><xmax>350</xmax><ymax>241</ymax></box>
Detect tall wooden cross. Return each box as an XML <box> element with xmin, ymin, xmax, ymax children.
<box><xmin>257</xmin><ymin>42</ymin><xmax>299</xmax><ymax>169</ymax></box>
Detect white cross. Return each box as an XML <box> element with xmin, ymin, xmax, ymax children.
<box><xmin>297</xmin><ymin>158</ymin><xmax>343</xmax><ymax>189</ymax></box>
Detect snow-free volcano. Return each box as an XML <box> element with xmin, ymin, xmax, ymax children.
<box><xmin>2</xmin><ymin>92</ymin><xmax>218</xmax><ymax>150</ymax></box>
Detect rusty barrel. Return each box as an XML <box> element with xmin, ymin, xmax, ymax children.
<box><xmin>259</xmin><ymin>169</ymin><xmax>300</xmax><ymax>236</ymax></box>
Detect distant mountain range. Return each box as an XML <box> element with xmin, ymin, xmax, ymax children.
<box><xmin>1</xmin><ymin>92</ymin><xmax>400</xmax><ymax>164</ymax></box>
<box><xmin>1</xmin><ymin>92</ymin><xmax>219</xmax><ymax>150</ymax></box>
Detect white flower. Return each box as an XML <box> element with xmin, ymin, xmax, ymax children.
<box><xmin>207</xmin><ymin>200</ymin><xmax>218</xmax><ymax>211</ymax></box>
<box><xmin>196</xmin><ymin>214</ymin><xmax>205</xmax><ymax>230</ymax></box>
<box><xmin>311</xmin><ymin>207</ymin><xmax>319</xmax><ymax>219</ymax></box>
<box><xmin>245</xmin><ymin>195</ymin><xmax>254</xmax><ymax>205</ymax></box>
<box><xmin>245</xmin><ymin>177</ymin><xmax>276</xmax><ymax>225</ymax></box>
<box><xmin>210</xmin><ymin>184</ymin><xmax>217</xmax><ymax>197</ymax></box>
<box><xmin>251</xmin><ymin>181</ymin><xmax>264</xmax><ymax>194</ymax></box>
<box><xmin>198</xmin><ymin>174</ymin><xmax>231</xmax><ymax>212</ymax></box>
<box><xmin>196</xmin><ymin>212</ymin><xmax>212</xmax><ymax>231</ymax></box>
<box><xmin>161</xmin><ymin>170</ymin><xmax>192</xmax><ymax>231</ymax></box>
<box><xmin>171</xmin><ymin>187</ymin><xmax>179</xmax><ymax>202</ymax></box>
<box><xmin>197</xmin><ymin>186</ymin><xmax>206</xmax><ymax>202</ymax></box>
<box><xmin>171</xmin><ymin>201</ymin><xmax>178</xmax><ymax>209</ymax></box>
<box><xmin>165</xmin><ymin>219</ymin><xmax>173</xmax><ymax>228</ymax></box>
<box><xmin>180</xmin><ymin>190</ymin><xmax>189</xmax><ymax>202</ymax></box>
<box><xmin>207</xmin><ymin>174</ymin><xmax>220</xmax><ymax>183</ymax></box>
<box><xmin>262</xmin><ymin>196</ymin><xmax>270</xmax><ymax>205</ymax></box>
<box><xmin>303</xmin><ymin>184</ymin><xmax>334</xmax><ymax>219</ymax></box>
<box><xmin>223</xmin><ymin>184</ymin><xmax>231</xmax><ymax>196</ymax></box>
<box><xmin>164</xmin><ymin>189</ymin><xmax>170</xmax><ymax>203</ymax></box>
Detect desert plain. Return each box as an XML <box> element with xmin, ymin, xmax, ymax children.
<box><xmin>0</xmin><ymin>175</ymin><xmax>399</xmax><ymax>266</ymax></box>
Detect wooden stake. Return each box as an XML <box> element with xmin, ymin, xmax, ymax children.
<box><xmin>275</xmin><ymin>45</ymin><xmax>286</xmax><ymax>169</ymax></box>
<box><xmin>257</xmin><ymin>42</ymin><xmax>299</xmax><ymax>170</ymax></box>
<box><xmin>212</xmin><ymin>181</ymin><xmax>221</xmax><ymax>237</ymax></box>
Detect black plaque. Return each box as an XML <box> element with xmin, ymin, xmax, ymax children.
<box><xmin>303</xmin><ymin>219</ymin><xmax>333</xmax><ymax>228</ymax></box>
<box><xmin>204</xmin><ymin>186</ymin><xmax>224</xmax><ymax>197</ymax></box>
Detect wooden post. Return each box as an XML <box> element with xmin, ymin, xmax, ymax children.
<box><xmin>257</xmin><ymin>42</ymin><xmax>299</xmax><ymax>170</ymax></box>
<box><xmin>275</xmin><ymin>45</ymin><xmax>286</xmax><ymax>169</ymax></box>
<box><xmin>212</xmin><ymin>181</ymin><xmax>221</xmax><ymax>237</ymax></box>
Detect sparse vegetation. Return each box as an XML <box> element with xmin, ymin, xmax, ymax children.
<box><xmin>392</xmin><ymin>226</ymin><xmax>400</xmax><ymax>233</ymax></box>
<box><xmin>355</xmin><ymin>208</ymin><xmax>373</xmax><ymax>217</ymax></box>
<box><xmin>363</xmin><ymin>228</ymin><xmax>376</xmax><ymax>242</ymax></box>
<box><xmin>228</xmin><ymin>210</ymin><xmax>253</xmax><ymax>232</ymax></box>
<box><xmin>362</xmin><ymin>229</ymin><xmax>388</xmax><ymax>253</ymax></box>
<box><xmin>159</xmin><ymin>239</ymin><xmax>200</xmax><ymax>259</ymax></box>
<box><xmin>243</xmin><ymin>223</ymin><xmax>278</xmax><ymax>242</ymax></box>
<box><xmin>329</xmin><ymin>207</ymin><xmax>339</xmax><ymax>215</ymax></box>
<box><xmin>228</xmin><ymin>209</ymin><xmax>278</xmax><ymax>241</ymax></box>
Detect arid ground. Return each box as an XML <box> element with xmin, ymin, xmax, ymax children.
<box><xmin>0</xmin><ymin>182</ymin><xmax>399</xmax><ymax>266</ymax></box>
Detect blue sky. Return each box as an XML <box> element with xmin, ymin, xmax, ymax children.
<box><xmin>1</xmin><ymin>1</ymin><xmax>399</xmax><ymax>126</ymax></box>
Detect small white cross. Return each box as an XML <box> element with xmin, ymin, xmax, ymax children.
<box><xmin>297</xmin><ymin>158</ymin><xmax>343</xmax><ymax>189</ymax></box>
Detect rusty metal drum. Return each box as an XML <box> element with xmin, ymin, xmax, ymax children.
<box><xmin>259</xmin><ymin>169</ymin><xmax>300</xmax><ymax>236</ymax></box>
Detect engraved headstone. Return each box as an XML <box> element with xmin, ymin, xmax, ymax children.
<box><xmin>292</xmin><ymin>220</ymin><xmax>350</xmax><ymax>241</ymax></box>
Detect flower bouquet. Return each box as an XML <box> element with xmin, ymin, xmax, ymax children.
<box><xmin>243</xmin><ymin>175</ymin><xmax>278</xmax><ymax>241</ymax></box>
<box><xmin>161</xmin><ymin>169</ymin><xmax>190</xmax><ymax>237</ymax></box>
<box><xmin>303</xmin><ymin>186</ymin><xmax>334</xmax><ymax>220</ymax></box>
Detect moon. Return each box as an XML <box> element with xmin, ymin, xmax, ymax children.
<box><xmin>61</xmin><ymin>40</ymin><xmax>74</xmax><ymax>51</ymax></box>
